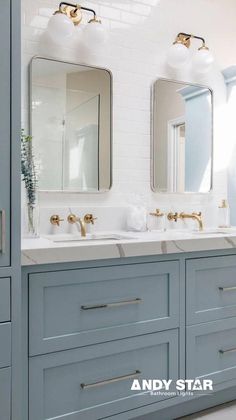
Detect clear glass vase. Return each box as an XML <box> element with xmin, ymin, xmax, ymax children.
<box><xmin>25</xmin><ymin>202</ymin><xmax>40</xmax><ymax>238</ymax></box>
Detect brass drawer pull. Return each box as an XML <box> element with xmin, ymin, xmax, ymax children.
<box><xmin>219</xmin><ymin>286</ymin><xmax>236</xmax><ymax>292</ymax></box>
<box><xmin>81</xmin><ymin>370</ymin><xmax>141</xmax><ymax>390</ymax></box>
<box><xmin>219</xmin><ymin>347</ymin><xmax>236</xmax><ymax>355</ymax></box>
<box><xmin>81</xmin><ymin>298</ymin><xmax>142</xmax><ymax>311</ymax></box>
<box><xmin>0</xmin><ymin>210</ymin><xmax>6</xmax><ymax>254</ymax></box>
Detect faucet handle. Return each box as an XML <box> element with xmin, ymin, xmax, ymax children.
<box><xmin>167</xmin><ymin>212</ymin><xmax>179</xmax><ymax>222</ymax></box>
<box><xmin>50</xmin><ymin>215</ymin><xmax>64</xmax><ymax>226</ymax></box>
<box><xmin>149</xmin><ymin>209</ymin><xmax>164</xmax><ymax>217</ymax></box>
<box><xmin>67</xmin><ymin>214</ymin><xmax>79</xmax><ymax>224</ymax></box>
<box><xmin>84</xmin><ymin>214</ymin><xmax>97</xmax><ymax>225</ymax></box>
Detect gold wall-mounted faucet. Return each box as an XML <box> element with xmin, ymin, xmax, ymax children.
<box><xmin>67</xmin><ymin>214</ymin><xmax>86</xmax><ymax>237</ymax></box>
<box><xmin>67</xmin><ymin>213</ymin><xmax>97</xmax><ymax>237</ymax></box>
<box><xmin>179</xmin><ymin>212</ymin><xmax>203</xmax><ymax>231</ymax></box>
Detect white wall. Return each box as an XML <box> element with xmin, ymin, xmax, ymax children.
<box><xmin>22</xmin><ymin>0</ymin><xmax>236</xmax><ymax>227</ymax></box>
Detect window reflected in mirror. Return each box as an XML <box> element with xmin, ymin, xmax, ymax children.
<box><xmin>151</xmin><ymin>79</ymin><xmax>213</xmax><ymax>193</ymax></box>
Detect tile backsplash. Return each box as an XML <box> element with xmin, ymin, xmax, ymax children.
<box><xmin>22</xmin><ymin>0</ymin><xmax>236</xmax><ymax>227</ymax></box>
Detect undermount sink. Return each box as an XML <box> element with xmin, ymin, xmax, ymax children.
<box><xmin>45</xmin><ymin>233</ymin><xmax>136</xmax><ymax>243</ymax></box>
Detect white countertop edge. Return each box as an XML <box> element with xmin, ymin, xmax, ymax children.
<box><xmin>21</xmin><ymin>231</ymin><xmax>236</xmax><ymax>266</ymax></box>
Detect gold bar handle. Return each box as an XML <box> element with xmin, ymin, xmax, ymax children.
<box><xmin>0</xmin><ymin>210</ymin><xmax>6</xmax><ymax>254</ymax></box>
<box><xmin>81</xmin><ymin>370</ymin><xmax>141</xmax><ymax>390</ymax></box>
<box><xmin>219</xmin><ymin>347</ymin><xmax>236</xmax><ymax>355</ymax></box>
<box><xmin>81</xmin><ymin>298</ymin><xmax>142</xmax><ymax>311</ymax></box>
<box><xmin>219</xmin><ymin>286</ymin><xmax>236</xmax><ymax>292</ymax></box>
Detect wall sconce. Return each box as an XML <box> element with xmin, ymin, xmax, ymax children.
<box><xmin>167</xmin><ymin>33</ymin><xmax>214</xmax><ymax>73</ymax></box>
<box><xmin>47</xmin><ymin>2</ymin><xmax>106</xmax><ymax>47</ymax></box>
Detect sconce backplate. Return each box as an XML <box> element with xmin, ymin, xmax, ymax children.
<box><xmin>63</xmin><ymin>5</ymin><xmax>83</xmax><ymax>25</ymax></box>
<box><xmin>177</xmin><ymin>33</ymin><xmax>191</xmax><ymax>48</ymax></box>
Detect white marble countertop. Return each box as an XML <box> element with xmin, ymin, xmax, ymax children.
<box><xmin>21</xmin><ymin>228</ymin><xmax>236</xmax><ymax>266</ymax></box>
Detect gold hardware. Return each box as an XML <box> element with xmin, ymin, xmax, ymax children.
<box><xmin>50</xmin><ymin>215</ymin><xmax>64</xmax><ymax>226</ymax></box>
<box><xmin>67</xmin><ymin>213</ymin><xmax>86</xmax><ymax>237</ymax></box>
<box><xmin>84</xmin><ymin>213</ymin><xmax>97</xmax><ymax>225</ymax></box>
<box><xmin>57</xmin><ymin>5</ymin><xmax>82</xmax><ymax>25</ymax></box>
<box><xmin>179</xmin><ymin>212</ymin><xmax>203</xmax><ymax>231</ymax></box>
<box><xmin>67</xmin><ymin>214</ymin><xmax>79</xmax><ymax>224</ymax></box>
<box><xmin>167</xmin><ymin>212</ymin><xmax>179</xmax><ymax>222</ymax></box>
<box><xmin>81</xmin><ymin>298</ymin><xmax>142</xmax><ymax>311</ymax></box>
<box><xmin>66</xmin><ymin>5</ymin><xmax>82</xmax><ymax>25</ymax></box>
<box><xmin>173</xmin><ymin>32</ymin><xmax>209</xmax><ymax>51</ymax></box>
<box><xmin>67</xmin><ymin>213</ymin><xmax>97</xmax><ymax>237</ymax></box>
<box><xmin>88</xmin><ymin>16</ymin><xmax>101</xmax><ymax>24</ymax></box>
<box><xmin>198</xmin><ymin>45</ymin><xmax>209</xmax><ymax>51</ymax></box>
<box><xmin>149</xmin><ymin>209</ymin><xmax>164</xmax><ymax>218</ymax></box>
<box><xmin>53</xmin><ymin>2</ymin><xmax>99</xmax><ymax>27</ymax></box>
<box><xmin>174</xmin><ymin>33</ymin><xmax>191</xmax><ymax>48</ymax></box>
<box><xmin>81</xmin><ymin>370</ymin><xmax>141</xmax><ymax>390</ymax></box>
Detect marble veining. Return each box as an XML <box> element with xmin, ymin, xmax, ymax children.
<box><xmin>21</xmin><ymin>230</ymin><xmax>236</xmax><ymax>266</ymax></box>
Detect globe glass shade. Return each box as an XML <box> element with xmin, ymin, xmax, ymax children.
<box><xmin>47</xmin><ymin>13</ymin><xmax>75</xmax><ymax>44</ymax></box>
<box><xmin>83</xmin><ymin>21</ymin><xmax>107</xmax><ymax>48</ymax></box>
<box><xmin>167</xmin><ymin>43</ymin><xmax>190</xmax><ymax>69</ymax></box>
<box><xmin>192</xmin><ymin>49</ymin><xmax>214</xmax><ymax>73</ymax></box>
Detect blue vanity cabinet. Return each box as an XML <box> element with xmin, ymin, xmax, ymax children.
<box><xmin>28</xmin><ymin>261</ymin><xmax>180</xmax><ymax>355</ymax></box>
<box><xmin>186</xmin><ymin>255</ymin><xmax>236</xmax><ymax>324</ymax></box>
<box><xmin>0</xmin><ymin>0</ymin><xmax>21</xmax><ymax>418</ymax></box>
<box><xmin>24</xmin><ymin>251</ymin><xmax>236</xmax><ymax>420</ymax></box>
<box><xmin>0</xmin><ymin>368</ymin><xmax>11</xmax><ymax>420</ymax></box>
<box><xmin>0</xmin><ymin>277</ymin><xmax>11</xmax><ymax>420</ymax></box>
<box><xmin>24</xmin><ymin>258</ymin><xmax>182</xmax><ymax>420</ymax></box>
<box><xmin>186</xmin><ymin>255</ymin><xmax>236</xmax><ymax>392</ymax></box>
<box><xmin>0</xmin><ymin>0</ymin><xmax>11</xmax><ymax>267</ymax></box>
<box><xmin>0</xmin><ymin>278</ymin><xmax>11</xmax><ymax>322</ymax></box>
<box><xmin>187</xmin><ymin>317</ymin><xmax>236</xmax><ymax>386</ymax></box>
<box><xmin>29</xmin><ymin>330</ymin><xmax>179</xmax><ymax>420</ymax></box>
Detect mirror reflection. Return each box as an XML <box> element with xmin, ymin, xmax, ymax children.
<box><xmin>152</xmin><ymin>79</ymin><xmax>213</xmax><ymax>193</ymax></box>
<box><xmin>30</xmin><ymin>57</ymin><xmax>112</xmax><ymax>192</ymax></box>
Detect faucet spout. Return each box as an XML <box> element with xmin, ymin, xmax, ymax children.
<box><xmin>192</xmin><ymin>212</ymin><xmax>204</xmax><ymax>231</ymax></box>
<box><xmin>67</xmin><ymin>213</ymin><xmax>87</xmax><ymax>237</ymax></box>
<box><xmin>67</xmin><ymin>212</ymin><xmax>97</xmax><ymax>237</ymax></box>
<box><xmin>179</xmin><ymin>212</ymin><xmax>203</xmax><ymax>231</ymax></box>
<box><xmin>77</xmin><ymin>218</ymin><xmax>86</xmax><ymax>237</ymax></box>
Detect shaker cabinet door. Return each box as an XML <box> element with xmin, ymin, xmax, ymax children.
<box><xmin>0</xmin><ymin>0</ymin><xmax>10</xmax><ymax>266</ymax></box>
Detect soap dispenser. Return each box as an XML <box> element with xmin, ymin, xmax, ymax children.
<box><xmin>218</xmin><ymin>199</ymin><xmax>230</xmax><ymax>228</ymax></box>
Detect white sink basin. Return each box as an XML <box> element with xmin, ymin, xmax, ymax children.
<box><xmin>45</xmin><ymin>233</ymin><xmax>136</xmax><ymax>243</ymax></box>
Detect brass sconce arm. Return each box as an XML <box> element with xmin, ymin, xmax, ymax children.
<box><xmin>59</xmin><ymin>2</ymin><xmax>96</xmax><ymax>18</ymax></box>
<box><xmin>58</xmin><ymin>2</ymin><xmax>97</xmax><ymax>21</ymax></box>
<box><xmin>175</xmin><ymin>32</ymin><xmax>208</xmax><ymax>49</ymax></box>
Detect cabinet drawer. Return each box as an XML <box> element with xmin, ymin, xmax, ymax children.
<box><xmin>29</xmin><ymin>330</ymin><xmax>179</xmax><ymax>420</ymax></box>
<box><xmin>29</xmin><ymin>261</ymin><xmax>179</xmax><ymax>355</ymax></box>
<box><xmin>0</xmin><ymin>278</ymin><xmax>10</xmax><ymax>322</ymax></box>
<box><xmin>0</xmin><ymin>367</ymin><xmax>11</xmax><ymax>420</ymax></box>
<box><xmin>186</xmin><ymin>256</ymin><xmax>236</xmax><ymax>324</ymax></box>
<box><xmin>187</xmin><ymin>317</ymin><xmax>236</xmax><ymax>386</ymax></box>
<box><xmin>0</xmin><ymin>323</ymin><xmax>11</xmax><ymax>368</ymax></box>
